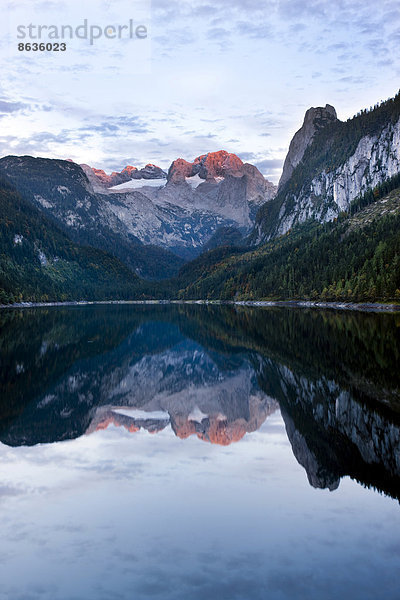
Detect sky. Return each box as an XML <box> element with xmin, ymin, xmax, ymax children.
<box><xmin>1</xmin><ymin>0</ymin><xmax>400</xmax><ymax>183</ymax></box>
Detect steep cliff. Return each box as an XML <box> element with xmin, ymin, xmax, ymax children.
<box><xmin>278</xmin><ymin>104</ymin><xmax>337</xmax><ymax>189</ymax></box>
<box><xmin>163</xmin><ymin>150</ymin><xmax>276</xmax><ymax>225</ymax></box>
<box><xmin>255</xmin><ymin>91</ymin><xmax>400</xmax><ymax>242</ymax></box>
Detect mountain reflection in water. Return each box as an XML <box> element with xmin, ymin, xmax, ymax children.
<box><xmin>0</xmin><ymin>304</ymin><xmax>399</xmax><ymax>500</ymax></box>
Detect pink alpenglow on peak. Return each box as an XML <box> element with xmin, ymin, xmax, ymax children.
<box><xmin>167</xmin><ymin>150</ymin><xmax>247</xmax><ymax>184</ymax></box>
<box><xmin>82</xmin><ymin>163</ymin><xmax>167</xmax><ymax>188</ymax></box>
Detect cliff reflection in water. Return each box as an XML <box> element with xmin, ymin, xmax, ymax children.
<box><xmin>0</xmin><ymin>304</ymin><xmax>399</xmax><ymax>500</ymax></box>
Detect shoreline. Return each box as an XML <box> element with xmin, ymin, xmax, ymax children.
<box><xmin>0</xmin><ymin>299</ymin><xmax>399</xmax><ymax>313</ymax></box>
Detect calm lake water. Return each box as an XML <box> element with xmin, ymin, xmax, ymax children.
<box><xmin>0</xmin><ymin>304</ymin><xmax>399</xmax><ymax>600</ymax></box>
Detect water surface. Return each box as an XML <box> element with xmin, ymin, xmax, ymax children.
<box><xmin>0</xmin><ymin>305</ymin><xmax>399</xmax><ymax>599</ymax></box>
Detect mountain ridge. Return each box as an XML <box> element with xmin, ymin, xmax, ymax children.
<box><xmin>0</xmin><ymin>151</ymin><xmax>276</xmax><ymax>266</ymax></box>
<box><xmin>1</xmin><ymin>91</ymin><xmax>400</xmax><ymax>304</ymax></box>
<box><xmin>0</xmin><ymin>155</ymin><xmax>185</xmax><ymax>280</ymax></box>
<box><xmin>255</xmin><ymin>90</ymin><xmax>400</xmax><ymax>242</ymax></box>
<box><xmin>0</xmin><ymin>177</ymin><xmax>148</xmax><ymax>304</ymax></box>
<box><xmin>82</xmin><ymin>163</ymin><xmax>167</xmax><ymax>189</ymax></box>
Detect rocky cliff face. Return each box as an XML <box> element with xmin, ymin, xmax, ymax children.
<box><xmin>0</xmin><ymin>152</ymin><xmax>276</xmax><ymax>262</ymax></box>
<box><xmin>278</xmin><ymin>104</ymin><xmax>337</xmax><ymax>189</ymax></box>
<box><xmin>86</xmin><ymin>335</ymin><xmax>278</xmax><ymax>446</ymax></box>
<box><xmin>2</xmin><ymin>303</ymin><xmax>400</xmax><ymax>500</ymax></box>
<box><xmin>168</xmin><ymin>150</ymin><xmax>245</xmax><ymax>183</ymax></box>
<box><xmin>255</xmin><ymin>92</ymin><xmax>400</xmax><ymax>242</ymax></box>
<box><xmin>167</xmin><ymin>158</ymin><xmax>194</xmax><ymax>184</ymax></box>
<box><xmin>82</xmin><ymin>163</ymin><xmax>167</xmax><ymax>188</ymax></box>
<box><xmin>163</xmin><ymin>151</ymin><xmax>276</xmax><ymax>226</ymax></box>
<box><xmin>271</xmin><ymin>117</ymin><xmax>400</xmax><ymax>238</ymax></box>
<box><xmin>167</xmin><ymin>151</ymin><xmax>274</xmax><ymax>195</ymax></box>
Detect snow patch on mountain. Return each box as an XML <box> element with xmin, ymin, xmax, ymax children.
<box><xmin>110</xmin><ymin>178</ymin><xmax>167</xmax><ymax>191</ymax></box>
<box><xmin>185</xmin><ymin>174</ymin><xmax>205</xmax><ymax>188</ymax></box>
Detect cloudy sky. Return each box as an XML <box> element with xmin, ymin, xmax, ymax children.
<box><xmin>1</xmin><ymin>0</ymin><xmax>400</xmax><ymax>183</ymax></box>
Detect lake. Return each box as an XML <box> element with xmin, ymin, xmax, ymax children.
<box><xmin>0</xmin><ymin>304</ymin><xmax>399</xmax><ymax>600</ymax></box>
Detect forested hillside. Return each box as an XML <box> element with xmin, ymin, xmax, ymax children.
<box><xmin>176</xmin><ymin>186</ymin><xmax>400</xmax><ymax>303</ymax></box>
<box><xmin>0</xmin><ymin>156</ymin><xmax>185</xmax><ymax>280</ymax></box>
<box><xmin>0</xmin><ymin>179</ymin><xmax>158</xmax><ymax>303</ymax></box>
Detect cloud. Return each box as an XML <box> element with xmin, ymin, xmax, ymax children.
<box><xmin>289</xmin><ymin>22</ymin><xmax>308</xmax><ymax>34</ymax></box>
<box><xmin>194</xmin><ymin>133</ymin><xmax>217</xmax><ymax>139</ymax></box>
<box><xmin>255</xmin><ymin>158</ymin><xmax>284</xmax><ymax>170</ymax></box>
<box><xmin>237</xmin><ymin>151</ymin><xmax>257</xmax><ymax>162</ymax></box>
<box><xmin>235</xmin><ymin>20</ymin><xmax>273</xmax><ymax>39</ymax></box>
<box><xmin>79</xmin><ymin>122</ymin><xmax>119</xmax><ymax>135</ymax></box>
<box><xmin>1</xmin><ymin>0</ymin><xmax>399</xmax><ymax>180</ymax></box>
<box><xmin>33</xmin><ymin>131</ymin><xmax>73</xmax><ymax>143</ymax></box>
<box><xmin>113</xmin><ymin>116</ymin><xmax>151</xmax><ymax>134</ymax></box>
<box><xmin>206</xmin><ymin>27</ymin><xmax>231</xmax><ymax>40</ymax></box>
<box><xmin>0</xmin><ymin>484</ymin><xmax>25</xmax><ymax>498</ymax></box>
<box><xmin>0</xmin><ymin>128</ymin><xmax>91</xmax><ymax>157</ymax></box>
<box><xmin>76</xmin><ymin>115</ymin><xmax>151</xmax><ymax>140</ymax></box>
<box><xmin>0</xmin><ymin>100</ymin><xmax>28</xmax><ymax>113</ymax></box>
<box><xmin>338</xmin><ymin>75</ymin><xmax>365</xmax><ymax>85</ymax></box>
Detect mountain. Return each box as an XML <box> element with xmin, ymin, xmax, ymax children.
<box><xmin>278</xmin><ymin>104</ymin><xmax>338</xmax><ymax>189</ymax></box>
<box><xmin>81</xmin><ymin>163</ymin><xmax>167</xmax><ymax>189</ymax></box>
<box><xmin>0</xmin><ymin>155</ymin><xmax>184</xmax><ymax>279</ymax></box>
<box><xmin>0</xmin><ymin>151</ymin><xmax>276</xmax><ymax>267</ymax></box>
<box><xmin>87</xmin><ymin>341</ymin><xmax>276</xmax><ymax>446</ymax></box>
<box><xmin>83</xmin><ymin>150</ymin><xmax>276</xmax><ymax>258</ymax></box>
<box><xmin>166</xmin><ymin>150</ymin><xmax>276</xmax><ymax>222</ymax></box>
<box><xmin>202</xmin><ymin>226</ymin><xmax>244</xmax><ymax>252</ymax></box>
<box><xmin>171</xmin><ymin>92</ymin><xmax>400</xmax><ymax>303</ymax></box>
<box><xmin>1</xmin><ymin>92</ymin><xmax>399</xmax><ymax>305</ymax></box>
<box><xmin>168</xmin><ymin>150</ymin><xmax>246</xmax><ymax>182</ymax></box>
<box><xmin>0</xmin><ymin>177</ymin><xmax>148</xmax><ymax>304</ymax></box>
<box><xmin>254</xmin><ymin>90</ymin><xmax>400</xmax><ymax>242</ymax></box>
<box><xmin>0</xmin><ymin>311</ymin><xmax>277</xmax><ymax>446</ymax></box>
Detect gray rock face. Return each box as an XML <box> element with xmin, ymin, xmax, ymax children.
<box><xmin>268</xmin><ymin>117</ymin><xmax>400</xmax><ymax>240</ymax></box>
<box><xmin>82</xmin><ymin>163</ymin><xmax>167</xmax><ymax>188</ymax></box>
<box><xmin>167</xmin><ymin>157</ymin><xmax>195</xmax><ymax>184</ymax></box>
<box><xmin>282</xmin><ymin>408</ymin><xmax>340</xmax><ymax>491</ymax></box>
<box><xmin>278</xmin><ymin>104</ymin><xmax>337</xmax><ymax>189</ymax></box>
<box><xmin>167</xmin><ymin>150</ymin><xmax>245</xmax><ymax>183</ymax></box>
<box><xmin>254</xmin><ymin>94</ymin><xmax>400</xmax><ymax>243</ymax></box>
<box><xmin>164</xmin><ymin>151</ymin><xmax>277</xmax><ymax>223</ymax></box>
<box><xmin>80</xmin><ymin>163</ymin><xmax>109</xmax><ymax>192</ymax></box>
<box><xmin>0</xmin><ymin>152</ymin><xmax>276</xmax><ymax>261</ymax></box>
<box><xmin>2</xmin><ymin>320</ymin><xmax>278</xmax><ymax>447</ymax></box>
<box><xmin>137</xmin><ymin>164</ymin><xmax>166</xmax><ymax>180</ymax></box>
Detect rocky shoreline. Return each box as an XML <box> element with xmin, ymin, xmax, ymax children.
<box><xmin>1</xmin><ymin>299</ymin><xmax>399</xmax><ymax>313</ymax></box>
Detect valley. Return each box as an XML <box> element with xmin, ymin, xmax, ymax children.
<box><xmin>1</xmin><ymin>91</ymin><xmax>399</xmax><ymax>305</ymax></box>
